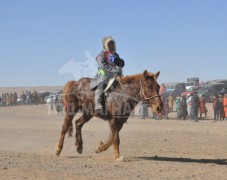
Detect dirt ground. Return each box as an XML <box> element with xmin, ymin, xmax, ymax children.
<box><xmin>0</xmin><ymin>103</ymin><xmax>227</xmax><ymax>180</ymax></box>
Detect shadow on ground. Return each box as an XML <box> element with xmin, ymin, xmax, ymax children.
<box><xmin>136</xmin><ymin>156</ymin><xmax>227</xmax><ymax>165</ymax></box>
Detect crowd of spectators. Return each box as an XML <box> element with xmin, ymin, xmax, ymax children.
<box><xmin>0</xmin><ymin>90</ymin><xmax>45</xmax><ymax>106</ymax></box>
<box><xmin>139</xmin><ymin>92</ymin><xmax>227</xmax><ymax>121</ymax></box>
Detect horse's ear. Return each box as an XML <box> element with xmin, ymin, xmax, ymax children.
<box><xmin>143</xmin><ymin>70</ymin><xmax>148</xmax><ymax>79</ymax></box>
<box><xmin>155</xmin><ymin>71</ymin><xmax>160</xmax><ymax>79</ymax></box>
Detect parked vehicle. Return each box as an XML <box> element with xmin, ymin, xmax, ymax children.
<box><xmin>185</xmin><ymin>81</ymin><xmax>197</xmax><ymax>90</ymax></box>
<box><xmin>209</xmin><ymin>79</ymin><xmax>227</xmax><ymax>85</ymax></box>
<box><xmin>182</xmin><ymin>86</ymin><xmax>201</xmax><ymax>96</ymax></box>
<box><xmin>44</xmin><ymin>91</ymin><xmax>63</xmax><ymax>104</ymax></box>
<box><xmin>163</xmin><ymin>82</ymin><xmax>186</xmax><ymax>97</ymax></box>
<box><xmin>186</xmin><ymin>77</ymin><xmax>199</xmax><ymax>90</ymax></box>
<box><xmin>44</xmin><ymin>95</ymin><xmax>55</xmax><ymax>104</ymax></box>
<box><xmin>187</xmin><ymin>77</ymin><xmax>199</xmax><ymax>84</ymax></box>
<box><xmin>197</xmin><ymin>83</ymin><xmax>227</xmax><ymax>102</ymax></box>
<box><xmin>49</xmin><ymin>90</ymin><xmax>63</xmax><ymax>96</ymax></box>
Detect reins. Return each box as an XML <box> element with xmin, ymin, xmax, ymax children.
<box><xmin>140</xmin><ymin>80</ymin><xmax>160</xmax><ymax>100</ymax></box>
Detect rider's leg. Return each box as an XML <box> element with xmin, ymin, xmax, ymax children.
<box><xmin>95</xmin><ymin>83</ymin><xmax>104</xmax><ymax>110</ymax></box>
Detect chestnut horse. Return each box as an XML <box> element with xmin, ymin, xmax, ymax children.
<box><xmin>55</xmin><ymin>70</ymin><xmax>163</xmax><ymax>161</ymax></box>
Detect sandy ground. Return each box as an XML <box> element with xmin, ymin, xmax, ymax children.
<box><xmin>0</xmin><ymin>103</ymin><xmax>227</xmax><ymax>180</ymax></box>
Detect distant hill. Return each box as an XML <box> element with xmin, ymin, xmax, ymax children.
<box><xmin>0</xmin><ymin>86</ymin><xmax>63</xmax><ymax>95</ymax></box>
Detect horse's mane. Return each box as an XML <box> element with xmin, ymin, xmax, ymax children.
<box><xmin>118</xmin><ymin>72</ymin><xmax>155</xmax><ymax>84</ymax></box>
<box><xmin>121</xmin><ymin>74</ymin><xmax>142</xmax><ymax>84</ymax></box>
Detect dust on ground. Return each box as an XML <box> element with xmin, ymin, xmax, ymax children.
<box><xmin>0</xmin><ymin>104</ymin><xmax>227</xmax><ymax>180</ymax></box>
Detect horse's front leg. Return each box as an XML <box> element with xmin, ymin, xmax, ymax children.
<box><xmin>112</xmin><ymin>119</ymin><xmax>125</xmax><ymax>161</ymax></box>
<box><xmin>95</xmin><ymin>130</ymin><xmax>114</xmax><ymax>153</ymax></box>
<box><xmin>75</xmin><ymin>115</ymin><xmax>93</xmax><ymax>154</ymax></box>
<box><xmin>95</xmin><ymin>118</ymin><xmax>125</xmax><ymax>161</ymax></box>
<box><xmin>55</xmin><ymin>115</ymin><xmax>74</xmax><ymax>155</ymax></box>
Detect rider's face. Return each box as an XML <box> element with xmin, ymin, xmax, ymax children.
<box><xmin>108</xmin><ymin>41</ymin><xmax>115</xmax><ymax>52</ymax></box>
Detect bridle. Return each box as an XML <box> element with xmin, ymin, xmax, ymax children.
<box><xmin>140</xmin><ymin>80</ymin><xmax>160</xmax><ymax>101</ymax></box>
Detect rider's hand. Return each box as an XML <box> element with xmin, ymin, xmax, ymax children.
<box><xmin>113</xmin><ymin>67</ymin><xmax>122</xmax><ymax>74</ymax></box>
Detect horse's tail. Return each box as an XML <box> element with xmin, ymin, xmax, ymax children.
<box><xmin>63</xmin><ymin>80</ymin><xmax>78</xmax><ymax>137</ymax></box>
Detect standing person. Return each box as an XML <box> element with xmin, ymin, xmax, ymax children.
<box><xmin>199</xmin><ymin>95</ymin><xmax>208</xmax><ymax>119</ymax></box>
<box><xmin>213</xmin><ymin>95</ymin><xmax>218</xmax><ymax>120</ymax></box>
<box><xmin>1</xmin><ymin>94</ymin><xmax>5</xmax><ymax>106</ymax></box>
<box><xmin>191</xmin><ymin>92</ymin><xmax>200</xmax><ymax>122</ymax></box>
<box><xmin>223</xmin><ymin>93</ymin><xmax>227</xmax><ymax>120</ymax></box>
<box><xmin>163</xmin><ymin>98</ymin><xmax>169</xmax><ymax>119</ymax></box>
<box><xmin>59</xmin><ymin>97</ymin><xmax>65</xmax><ymax>116</ymax></box>
<box><xmin>9</xmin><ymin>93</ymin><xmax>13</xmax><ymax>106</ymax></box>
<box><xmin>55</xmin><ymin>96</ymin><xmax>59</xmax><ymax>104</ymax></box>
<box><xmin>219</xmin><ymin>95</ymin><xmax>225</xmax><ymax>120</ymax></box>
<box><xmin>181</xmin><ymin>95</ymin><xmax>188</xmax><ymax>120</ymax></box>
<box><xmin>175</xmin><ymin>96</ymin><xmax>180</xmax><ymax>112</ymax></box>
<box><xmin>215</xmin><ymin>95</ymin><xmax>222</xmax><ymax>121</ymax></box>
<box><xmin>139</xmin><ymin>102</ymin><xmax>149</xmax><ymax>119</ymax></box>
<box><xmin>33</xmin><ymin>90</ymin><xmax>39</xmax><ymax>105</ymax></box>
<box><xmin>176</xmin><ymin>96</ymin><xmax>182</xmax><ymax>119</ymax></box>
<box><xmin>26</xmin><ymin>91</ymin><xmax>32</xmax><ymax>105</ymax></box>
<box><xmin>160</xmin><ymin>84</ymin><xmax>166</xmax><ymax>96</ymax></box>
<box><xmin>187</xmin><ymin>93</ymin><xmax>193</xmax><ymax>119</ymax></box>
<box><xmin>2</xmin><ymin>94</ymin><xmax>4</xmax><ymax>106</ymax></box>
<box><xmin>168</xmin><ymin>93</ymin><xmax>174</xmax><ymax>112</ymax></box>
<box><xmin>56</xmin><ymin>97</ymin><xmax>63</xmax><ymax>116</ymax></box>
<box><xmin>13</xmin><ymin>92</ymin><xmax>18</xmax><ymax>106</ymax></box>
<box><xmin>6</xmin><ymin>93</ymin><xmax>9</xmax><ymax>106</ymax></box>
<box><xmin>50</xmin><ymin>96</ymin><xmax>54</xmax><ymax>110</ymax></box>
<box><xmin>90</xmin><ymin>36</ymin><xmax>125</xmax><ymax>111</ymax></box>
<box><xmin>20</xmin><ymin>92</ymin><xmax>27</xmax><ymax>105</ymax></box>
<box><xmin>158</xmin><ymin>96</ymin><xmax>166</xmax><ymax>120</ymax></box>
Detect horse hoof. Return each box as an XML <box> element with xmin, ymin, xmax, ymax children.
<box><xmin>95</xmin><ymin>145</ymin><xmax>101</xmax><ymax>153</ymax></box>
<box><xmin>55</xmin><ymin>147</ymin><xmax>62</xmax><ymax>156</ymax></box>
<box><xmin>95</xmin><ymin>141</ymin><xmax>104</xmax><ymax>153</ymax></box>
<box><xmin>77</xmin><ymin>147</ymin><xmax>83</xmax><ymax>154</ymax></box>
<box><xmin>116</xmin><ymin>156</ymin><xmax>125</xmax><ymax>162</ymax></box>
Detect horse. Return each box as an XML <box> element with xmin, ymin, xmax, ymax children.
<box><xmin>55</xmin><ymin>70</ymin><xmax>163</xmax><ymax>161</ymax></box>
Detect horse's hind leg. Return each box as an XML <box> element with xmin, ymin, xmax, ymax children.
<box><xmin>55</xmin><ymin>115</ymin><xmax>74</xmax><ymax>156</ymax></box>
<box><xmin>75</xmin><ymin>115</ymin><xmax>93</xmax><ymax>154</ymax></box>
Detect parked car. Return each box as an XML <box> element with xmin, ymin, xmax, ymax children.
<box><xmin>163</xmin><ymin>82</ymin><xmax>186</xmax><ymax>98</ymax></box>
<box><xmin>44</xmin><ymin>90</ymin><xmax>63</xmax><ymax>104</ymax></box>
<box><xmin>38</xmin><ymin>91</ymin><xmax>50</xmax><ymax>98</ymax></box>
<box><xmin>44</xmin><ymin>95</ymin><xmax>58</xmax><ymax>104</ymax></box>
<box><xmin>49</xmin><ymin>90</ymin><xmax>63</xmax><ymax>96</ymax></box>
<box><xmin>207</xmin><ymin>79</ymin><xmax>227</xmax><ymax>84</ymax></box>
<box><xmin>197</xmin><ymin>83</ymin><xmax>227</xmax><ymax>102</ymax></box>
<box><xmin>185</xmin><ymin>81</ymin><xmax>197</xmax><ymax>90</ymax></box>
<box><xmin>187</xmin><ymin>77</ymin><xmax>199</xmax><ymax>84</ymax></box>
<box><xmin>182</xmin><ymin>86</ymin><xmax>201</xmax><ymax>96</ymax></box>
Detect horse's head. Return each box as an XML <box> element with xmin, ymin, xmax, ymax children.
<box><xmin>139</xmin><ymin>70</ymin><xmax>163</xmax><ymax>113</ymax></box>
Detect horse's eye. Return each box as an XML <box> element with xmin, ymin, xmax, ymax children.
<box><xmin>145</xmin><ymin>84</ymin><xmax>151</xmax><ymax>88</ymax></box>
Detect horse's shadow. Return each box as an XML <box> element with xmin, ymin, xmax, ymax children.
<box><xmin>136</xmin><ymin>156</ymin><xmax>227</xmax><ymax>165</ymax></box>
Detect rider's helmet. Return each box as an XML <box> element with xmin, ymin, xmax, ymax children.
<box><xmin>102</xmin><ymin>36</ymin><xmax>116</xmax><ymax>52</ymax></box>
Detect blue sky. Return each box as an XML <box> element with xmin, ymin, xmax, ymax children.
<box><xmin>0</xmin><ymin>0</ymin><xmax>227</xmax><ymax>87</ymax></box>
